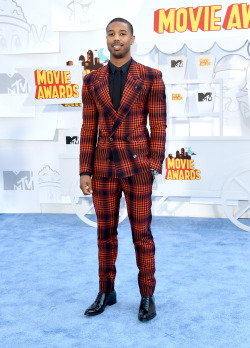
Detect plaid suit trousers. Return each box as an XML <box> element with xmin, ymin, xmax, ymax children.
<box><xmin>92</xmin><ymin>170</ymin><xmax>156</xmax><ymax>296</ymax></box>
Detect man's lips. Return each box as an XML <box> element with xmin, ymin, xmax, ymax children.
<box><xmin>112</xmin><ymin>44</ymin><xmax>123</xmax><ymax>50</ymax></box>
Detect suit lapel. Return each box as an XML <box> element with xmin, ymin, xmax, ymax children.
<box><xmin>112</xmin><ymin>59</ymin><xmax>144</xmax><ymax>133</ymax></box>
<box><xmin>93</xmin><ymin>64</ymin><xmax>117</xmax><ymax>122</ymax></box>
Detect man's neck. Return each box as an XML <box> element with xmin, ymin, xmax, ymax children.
<box><xmin>109</xmin><ymin>56</ymin><xmax>131</xmax><ymax>68</ymax></box>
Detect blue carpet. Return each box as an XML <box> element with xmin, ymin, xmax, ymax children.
<box><xmin>0</xmin><ymin>214</ymin><xmax>250</xmax><ymax>348</ymax></box>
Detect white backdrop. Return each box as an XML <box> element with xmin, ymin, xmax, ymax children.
<box><xmin>1</xmin><ymin>0</ymin><xmax>250</xmax><ymax>226</ymax></box>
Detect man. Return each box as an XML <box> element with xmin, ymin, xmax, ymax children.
<box><xmin>79</xmin><ymin>17</ymin><xmax>166</xmax><ymax>322</ymax></box>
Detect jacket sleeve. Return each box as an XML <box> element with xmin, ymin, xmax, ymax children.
<box><xmin>79</xmin><ymin>74</ymin><xmax>98</xmax><ymax>175</ymax></box>
<box><xmin>147</xmin><ymin>70</ymin><xmax>167</xmax><ymax>174</ymax></box>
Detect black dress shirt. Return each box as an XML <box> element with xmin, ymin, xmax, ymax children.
<box><xmin>108</xmin><ymin>58</ymin><xmax>131</xmax><ymax>110</ymax></box>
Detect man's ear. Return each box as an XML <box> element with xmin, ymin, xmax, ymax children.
<box><xmin>131</xmin><ymin>35</ymin><xmax>135</xmax><ymax>45</ymax></box>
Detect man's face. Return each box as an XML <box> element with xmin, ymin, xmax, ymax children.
<box><xmin>106</xmin><ymin>21</ymin><xmax>135</xmax><ymax>60</ymax></box>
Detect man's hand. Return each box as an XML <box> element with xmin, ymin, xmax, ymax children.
<box><xmin>80</xmin><ymin>175</ymin><xmax>93</xmax><ymax>195</ymax></box>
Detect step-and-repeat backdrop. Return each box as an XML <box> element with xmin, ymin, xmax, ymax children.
<box><xmin>1</xmin><ymin>0</ymin><xmax>250</xmax><ymax>213</ymax></box>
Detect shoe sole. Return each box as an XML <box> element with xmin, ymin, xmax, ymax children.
<box><xmin>84</xmin><ymin>299</ymin><xmax>117</xmax><ymax>316</ymax></box>
<box><xmin>138</xmin><ymin>312</ymin><xmax>157</xmax><ymax>322</ymax></box>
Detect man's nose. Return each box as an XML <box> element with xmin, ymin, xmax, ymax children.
<box><xmin>113</xmin><ymin>34</ymin><xmax>120</xmax><ymax>41</ymax></box>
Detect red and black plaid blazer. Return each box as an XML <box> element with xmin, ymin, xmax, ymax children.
<box><xmin>80</xmin><ymin>58</ymin><xmax>167</xmax><ymax>178</ymax></box>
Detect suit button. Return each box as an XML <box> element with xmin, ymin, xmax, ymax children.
<box><xmin>126</xmin><ymin>136</ymin><xmax>130</xmax><ymax>141</ymax></box>
<box><xmin>133</xmin><ymin>154</ymin><xmax>137</xmax><ymax>158</ymax></box>
<box><xmin>107</xmin><ymin>159</ymin><xmax>110</xmax><ymax>162</ymax></box>
<box><xmin>109</xmin><ymin>137</ymin><xmax>113</xmax><ymax>142</ymax></box>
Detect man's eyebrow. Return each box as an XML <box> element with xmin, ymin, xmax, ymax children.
<box><xmin>107</xmin><ymin>29</ymin><xmax>128</xmax><ymax>32</ymax></box>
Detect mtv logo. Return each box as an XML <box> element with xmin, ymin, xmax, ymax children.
<box><xmin>0</xmin><ymin>73</ymin><xmax>29</xmax><ymax>94</ymax></box>
<box><xmin>66</xmin><ymin>136</ymin><xmax>80</xmax><ymax>145</ymax></box>
<box><xmin>171</xmin><ymin>60</ymin><xmax>183</xmax><ymax>68</ymax></box>
<box><xmin>3</xmin><ymin>171</ymin><xmax>34</xmax><ymax>190</ymax></box>
<box><xmin>198</xmin><ymin>92</ymin><xmax>212</xmax><ymax>102</ymax></box>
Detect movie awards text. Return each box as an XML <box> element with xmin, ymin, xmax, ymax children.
<box><xmin>34</xmin><ymin>70</ymin><xmax>79</xmax><ymax>100</ymax></box>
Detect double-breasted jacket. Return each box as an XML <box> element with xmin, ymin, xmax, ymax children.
<box><xmin>80</xmin><ymin>58</ymin><xmax>167</xmax><ymax>178</ymax></box>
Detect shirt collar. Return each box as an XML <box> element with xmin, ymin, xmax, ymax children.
<box><xmin>109</xmin><ymin>58</ymin><xmax>132</xmax><ymax>74</ymax></box>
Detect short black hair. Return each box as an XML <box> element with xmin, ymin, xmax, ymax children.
<box><xmin>106</xmin><ymin>18</ymin><xmax>134</xmax><ymax>35</ymax></box>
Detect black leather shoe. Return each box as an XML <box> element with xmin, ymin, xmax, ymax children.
<box><xmin>138</xmin><ymin>295</ymin><xmax>156</xmax><ymax>322</ymax></box>
<box><xmin>84</xmin><ymin>290</ymin><xmax>117</xmax><ymax>316</ymax></box>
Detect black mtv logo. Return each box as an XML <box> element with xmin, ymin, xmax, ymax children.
<box><xmin>198</xmin><ymin>92</ymin><xmax>213</xmax><ymax>102</ymax></box>
<box><xmin>0</xmin><ymin>73</ymin><xmax>29</xmax><ymax>94</ymax></box>
<box><xmin>66</xmin><ymin>136</ymin><xmax>80</xmax><ymax>145</ymax></box>
<box><xmin>3</xmin><ymin>171</ymin><xmax>34</xmax><ymax>190</ymax></box>
<box><xmin>171</xmin><ymin>60</ymin><xmax>183</xmax><ymax>68</ymax></box>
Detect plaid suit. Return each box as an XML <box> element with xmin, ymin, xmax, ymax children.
<box><xmin>80</xmin><ymin>58</ymin><xmax>166</xmax><ymax>296</ymax></box>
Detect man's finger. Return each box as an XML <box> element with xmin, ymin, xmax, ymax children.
<box><xmin>87</xmin><ymin>179</ymin><xmax>93</xmax><ymax>194</ymax></box>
